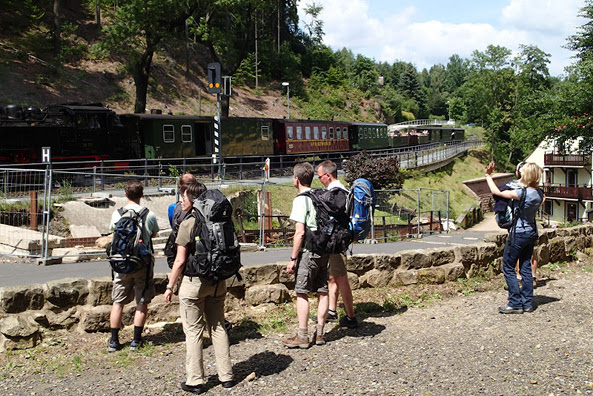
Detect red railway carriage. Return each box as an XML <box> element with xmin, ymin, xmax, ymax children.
<box><xmin>273</xmin><ymin>119</ymin><xmax>350</xmax><ymax>155</ymax></box>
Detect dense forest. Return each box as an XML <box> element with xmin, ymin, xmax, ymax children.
<box><xmin>2</xmin><ymin>0</ymin><xmax>593</xmax><ymax>169</ymax></box>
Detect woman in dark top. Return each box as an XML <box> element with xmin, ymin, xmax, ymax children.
<box><xmin>485</xmin><ymin>161</ymin><xmax>544</xmax><ymax>314</ymax></box>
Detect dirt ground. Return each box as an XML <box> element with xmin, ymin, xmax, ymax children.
<box><xmin>1</xmin><ymin>258</ymin><xmax>592</xmax><ymax>395</ymax></box>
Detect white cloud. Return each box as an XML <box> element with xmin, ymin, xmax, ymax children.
<box><xmin>298</xmin><ymin>0</ymin><xmax>586</xmax><ymax>76</ymax></box>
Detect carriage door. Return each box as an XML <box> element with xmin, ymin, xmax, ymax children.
<box><xmin>194</xmin><ymin>122</ymin><xmax>212</xmax><ymax>156</ymax></box>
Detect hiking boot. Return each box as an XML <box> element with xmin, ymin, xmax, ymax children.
<box><xmin>221</xmin><ymin>380</ymin><xmax>236</xmax><ymax>389</ymax></box>
<box><xmin>129</xmin><ymin>339</ymin><xmax>143</xmax><ymax>352</ymax></box>
<box><xmin>180</xmin><ymin>382</ymin><xmax>205</xmax><ymax>394</ymax></box>
<box><xmin>311</xmin><ymin>310</ymin><xmax>338</xmax><ymax>323</ymax></box>
<box><xmin>339</xmin><ymin>315</ymin><xmax>359</xmax><ymax>329</ymax></box>
<box><xmin>523</xmin><ymin>307</ymin><xmax>535</xmax><ymax>313</ymax></box>
<box><xmin>315</xmin><ymin>333</ymin><xmax>326</xmax><ymax>346</ymax></box>
<box><xmin>282</xmin><ymin>334</ymin><xmax>309</xmax><ymax>349</ymax></box>
<box><xmin>498</xmin><ymin>305</ymin><xmax>523</xmax><ymax>314</ymax></box>
<box><xmin>107</xmin><ymin>339</ymin><xmax>122</xmax><ymax>353</ymax></box>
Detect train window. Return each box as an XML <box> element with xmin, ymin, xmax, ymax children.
<box><xmin>181</xmin><ymin>125</ymin><xmax>192</xmax><ymax>142</ymax></box>
<box><xmin>305</xmin><ymin>126</ymin><xmax>311</xmax><ymax>140</ymax></box>
<box><xmin>287</xmin><ymin>126</ymin><xmax>294</xmax><ymax>140</ymax></box>
<box><xmin>321</xmin><ymin>127</ymin><xmax>327</xmax><ymax>139</ymax></box>
<box><xmin>337</xmin><ymin>128</ymin><xmax>341</xmax><ymax>139</ymax></box>
<box><xmin>261</xmin><ymin>125</ymin><xmax>270</xmax><ymax>140</ymax></box>
<box><xmin>296</xmin><ymin>126</ymin><xmax>303</xmax><ymax>140</ymax></box>
<box><xmin>313</xmin><ymin>126</ymin><xmax>320</xmax><ymax>139</ymax></box>
<box><xmin>163</xmin><ymin>125</ymin><xmax>175</xmax><ymax>143</ymax></box>
<box><xmin>363</xmin><ymin>128</ymin><xmax>367</xmax><ymax>139</ymax></box>
<box><xmin>343</xmin><ymin>127</ymin><xmax>348</xmax><ymax>139</ymax></box>
<box><xmin>329</xmin><ymin>127</ymin><xmax>334</xmax><ymax>139</ymax></box>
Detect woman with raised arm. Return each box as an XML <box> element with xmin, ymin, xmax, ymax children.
<box><xmin>485</xmin><ymin>161</ymin><xmax>544</xmax><ymax>314</ymax></box>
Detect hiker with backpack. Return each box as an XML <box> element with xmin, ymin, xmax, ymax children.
<box><xmin>107</xmin><ymin>180</ymin><xmax>159</xmax><ymax>352</ymax></box>
<box><xmin>163</xmin><ymin>182</ymin><xmax>236</xmax><ymax>393</ymax></box>
<box><xmin>485</xmin><ymin>162</ymin><xmax>544</xmax><ymax>314</ymax></box>
<box><xmin>315</xmin><ymin>160</ymin><xmax>358</xmax><ymax>329</ymax></box>
<box><xmin>283</xmin><ymin>162</ymin><xmax>331</xmax><ymax>349</ymax></box>
<box><xmin>493</xmin><ymin>162</ymin><xmax>544</xmax><ymax>288</ymax></box>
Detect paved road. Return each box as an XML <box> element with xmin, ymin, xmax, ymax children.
<box><xmin>0</xmin><ymin>229</ymin><xmax>496</xmax><ymax>287</ymax></box>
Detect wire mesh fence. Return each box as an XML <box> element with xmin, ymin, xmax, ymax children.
<box><xmin>0</xmin><ymin>140</ymin><xmax>472</xmax><ymax>261</ymax></box>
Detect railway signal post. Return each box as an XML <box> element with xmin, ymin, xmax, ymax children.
<box><xmin>208</xmin><ymin>63</ymin><xmax>232</xmax><ymax>180</ymax></box>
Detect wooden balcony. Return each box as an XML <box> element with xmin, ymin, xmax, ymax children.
<box><xmin>544</xmin><ymin>153</ymin><xmax>591</xmax><ymax>167</ymax></box>
<box><xmin>544</xmin><ymin>185</ymin><xmax>593</xmax><ymax>200</ymax></box>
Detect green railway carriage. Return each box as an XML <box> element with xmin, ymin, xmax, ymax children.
<box><xmin>120</xmin><ymin>113</ymin><xmax>213</xmax><ymax>159</ymax></box>
<box><xmin>220</xmin><ymin>117</ymin><xmax>274</xmax><ymax>157</ymax></box>
<box><xmin>349</xmin><ymin>122</ymin><xmax>389</xmax><ymax>150</ymax></box>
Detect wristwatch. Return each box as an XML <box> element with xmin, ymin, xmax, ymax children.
<box><xmin>290</xmin><ymin>257</ymin><xmax>297</xmax><ymax>261</ymax></box>
<box><xmin>166</xmin><ymin>285</ymin><xmax>173</xmax><ymax>291</ymax></box>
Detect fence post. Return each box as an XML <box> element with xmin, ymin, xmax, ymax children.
<box><xmin>158</xmin><ymin>163</ymin><xmax>162</xmax><ymax>189</ymax></box>
<box><xmin>417</xmin><ymin>188</ymin><xmax>421</xmax><ymax>238</ymax></box>
<box><xmin>92</xmin><ymin>166</ymin><xmax>97</xmax><ymax>194</ymax></box>
<box><xmin>30</xmin><ymin>191</ymin><xmax>38</xmax><ymax>231</ymax></box>
<box><xmin>144</xmin><ymin>158</ymin><xmax>148</xmax><ymax>187</ymax></box>
<box><xmin>100</xmin><ymin>160</ymin><xmax>105</xmax><ymax>191</ymax></box>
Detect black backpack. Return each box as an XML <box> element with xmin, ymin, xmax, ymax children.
<box><xmin>164</xmin><ymin>204</ymin><xmax>191</xmax><ymax>268</ymax></box>
<box><xmin>495</xmin><ymin>187</ymin><xmax>526</xmax><ymax>230</ymax></box>
<box><xmin>299</xmin><ymin>188</ymin><xmax>353</xmax><ymax>254</ymax></box>
<box><xmin>183</xmin><ymin>190</ymin><xmax>242</xmax><ymax>282</ymax></box>
<box><xmin>106</xmin><ymin>207</ymin><xmax>151</xmax><ymax>274</ymax></box>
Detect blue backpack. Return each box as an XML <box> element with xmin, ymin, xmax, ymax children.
<box><xmin>348</xmin><ymin>178</ymin><xmax>375</xmax><ymax>240</ymax></box>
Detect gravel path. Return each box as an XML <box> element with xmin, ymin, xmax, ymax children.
<box><xmin>2</xmin><ymin>267</ymin><xmax>593</xmax><ymax>396</ymax></box>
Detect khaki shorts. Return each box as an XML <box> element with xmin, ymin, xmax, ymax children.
<box><xmin>294</xmin><ymin>251</ymin><xmax>329</xmax><ymax>294</ymax></box>
<box><xmin>329</xmin><ymin>253</ymin><xmax>347</xmax><ymax>277</ymax></box>
<box><xmin>112</xmin><ymin>264</ymin><xmax>155</xmax><ymax>306</ymax></box>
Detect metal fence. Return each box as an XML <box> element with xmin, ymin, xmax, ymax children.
<box><xmin>0</xmin><ymin>141</ymin><xmax>477</xmax><ymax>261</ymax></box>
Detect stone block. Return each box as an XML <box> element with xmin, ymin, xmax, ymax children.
<box><xmin>373</xmin><ymin>254</ymin><xmax>401</xmax><ymax>271</ymax></box>
<box><xmin>548</xmin><ymin>237</ymin><xmax>567</xmax><ymax>263</ymax></box>
<box><xmin>425</xmin><ymin>247</ymin><xmax>456</xmax><ymax>267</ymax></box>
<box><xmin>359</xmin><ymin>269</ymin><xmax>392</xmax><ymax>288</ymax></box>
<box><xmin>148</xmin><ymin>301</ymin><xmax>180</xmax><ymax>323</ymax></box>
<box><xmin>400</xmin><ymin>250</ymin><xmax>431</xmax><ymax>270</ymax></box>
<box><xmin>417</xmin><ymin>267</ymin><xmax>445</xmax><ymax>284</ymax></box>
<box><xmin>78</xmin><ymin>305</ymin><xmax>111</xmax><ymax>332</ymax></box>
<box><xmin>44</xmin><ymin>278</ymin><xmax>89</xmax><ymax>308</ymax></box>
<box><xmin>46</xmin><ymin>307</ymin><xmax>79</xmax><ymax>330</ymax></box>
<box><xmin>0</xmin><ymin>284</ymin><xmax>45</xmax><ymax>313</ymax></box>
<box><xmin>245</xmin><ymin>284</ymin><xmax>290</xmax><ymax>306</ymax></box>
<box><xmin>87</xmin><ymin>277</ymin><xmax>113</xmax><ymax>306</ymax></box>
<box><xmin>394</xmin><ymin>269</ymin><xmax>417</xmax><ymax>286</ymax></box>
<box><xmin>441</xmin><ymin>263</ymin><xmax>465</xmax><ymax>281</ymax></box>
<box><xmin>240</xmin><ymin>264</ymin><xmax>279</xmax><ymax>287</ymax></box>
<box><xmin>346</xmin><ymin>255</ymin><xmax>375</xmax><ymax>274</ymax></box>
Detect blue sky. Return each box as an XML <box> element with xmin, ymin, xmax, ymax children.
<box><xmin>298</xmin><ymin>0</ymin><xmax>586</xmax><ymax>76</ymax></box>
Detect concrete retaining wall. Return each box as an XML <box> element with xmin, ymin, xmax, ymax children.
<box><xmin>1</xmin><ymin>224</ymin><xmax>591</xmax><ymax>351</ymax></box>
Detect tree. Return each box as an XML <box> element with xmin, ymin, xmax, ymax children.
<box><xmin>96</xmin><ymin>0</ymin><xmax>199</xmax><ymax>113</ymax></box>
<box><xmin>344</xmin><ymin>151</ymin><xmax>404</xmax><ymax>190</ymax></box>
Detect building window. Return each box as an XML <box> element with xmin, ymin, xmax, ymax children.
<box><xmin>261</xmin><ymin>125</ymin><xmax>270</xmax><ymax>140</ymax></box>
<box><xmin>181</xmin><ymin>125</ymin><xmax>192</xmax><ymax>142</ymax></box>
<box><xmin>163</xmin><ymin>125</ymin><xmax>174</xmax><ymax>143</ymax></box>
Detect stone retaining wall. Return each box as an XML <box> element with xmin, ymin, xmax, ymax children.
<box><xmin>1</xmin><ymin>224</ymin><xmax>591</xmax><ymax>351</ymax></box>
